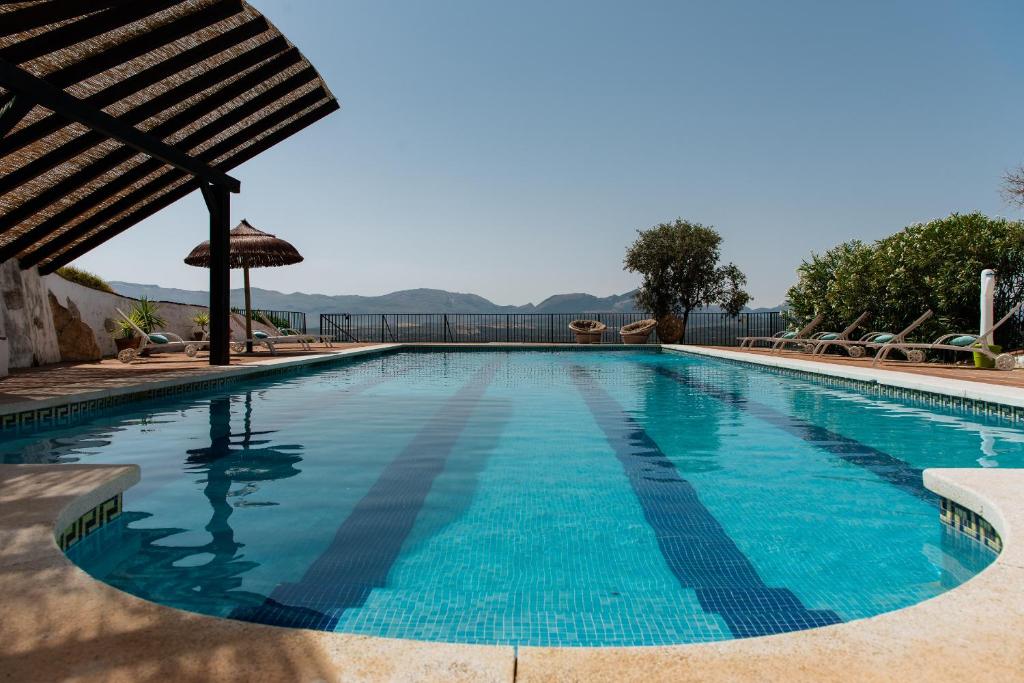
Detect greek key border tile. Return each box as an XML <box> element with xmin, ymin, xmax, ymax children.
<box><xmin>0</xmin><ymin>356</ymin><xmax>359</xmax><ymax>434</ymax></box>
<box><xmin>687</xmin><ymin>353</ymin><xmax>1024</xmax><ymax>425</ymax></box>
<box><xmin>57</xmin><ymin>494</ymin><xmax>122</xmax><ymax>551</ymax></box>
<box><xmin>939</xmin><ymin>496</ymin><xmax>1002</xmax><ymax>553</ymax></box>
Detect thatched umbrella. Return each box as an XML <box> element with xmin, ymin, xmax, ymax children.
<box><xmin>184</xmin><ymin>219</ymin><xmax>303</xmax><ymax>350</ymax></box>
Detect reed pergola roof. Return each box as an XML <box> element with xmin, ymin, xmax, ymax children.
<box><xmin>0</xmin><ymin>0</ymin><xmax>339</xmax><ymax>275</ymax></box>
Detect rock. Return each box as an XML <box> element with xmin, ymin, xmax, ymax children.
<box><xmin>51</xmin><ymin>295</ymin><xmax>73</xmax><ymax>330</ymax></box>
<box><xmin>48</xmin><ymin>292</ymin><xmax>101</xmax><ymax>362</ymax></box>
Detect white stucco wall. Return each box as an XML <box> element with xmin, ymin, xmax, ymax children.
<box><xmin>0</xmin><ymin>259</ymin><xmax>280</xmax><ymax>368</ymax></box>
<box><xmin>45</xmin><ymin>274</ymin><xmax>274</xmax><ymax>358</ymax></box>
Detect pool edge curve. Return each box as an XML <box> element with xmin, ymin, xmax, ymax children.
<box><xmin>1</xmin><ymin>465</ymin><xmax>1021</xmax><ymax>681</ymax></box>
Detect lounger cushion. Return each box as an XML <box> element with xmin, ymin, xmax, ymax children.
<box><xmin>872</xmin><ymin>334</ymin><xmax>894</xmax><ymax>343</ymax></box>
<box><xmin>781</xmin><ymin>331</ymin><xmax>797</xmax><ymax>339</ymax></box>
<box><xmin>148</xmin><ymin>333</ymin><xmax>169</xmax><ymax>345</ymax></box>
<box><xmin>949</xmin><ymin>335</ymin><xmax>976</xmax><ymax>347</ymax></box>
<box><xmin>818</xmin><ymin>333</ymin><xmax>839</xmax><ymax>340</ymax></box>
<box><xmin>253</xmin><ymin>330</ymin><xmax>269</xmax><ymax>339</ymax></box>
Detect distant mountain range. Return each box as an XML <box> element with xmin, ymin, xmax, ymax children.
<box><xmin>109</xmin><ymin>281</ymin><xmax>781</xmax><ymax>315</ymax></box>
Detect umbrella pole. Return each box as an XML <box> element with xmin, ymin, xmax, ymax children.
<box><xmin>243</xmin><ymin>264</ymin><xmax>253</xmax><ymax>353</ymax></box>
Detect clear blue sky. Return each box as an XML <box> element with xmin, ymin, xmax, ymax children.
<box><xmin>74</xmin><ymin>0</ymin><xmax>1024</xmax><ymax>307</ymax></box>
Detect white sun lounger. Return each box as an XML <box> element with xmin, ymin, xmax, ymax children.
<box><xmin>114</xmin><ymin>308</ymin><xmax>206</xmax><ymax>363</ymax></box>
<box><xmin>873</xmin><ymin>303</ymin><xmax>1022</xmax><ymax>371</ymax></box>
<box><xmin>255</xmin><ymin>311</ymin><xmax>331</xmax><ymax>350</ymax></box>
<box><xmin>812</xmin><ymin>310</ymin><xmax>933</xmax><ymax>359</ymax></box>
<box><xmin>738</xmin><ymin>313</ymin><xmax>824</xmax><ymax>351</ymax></box>
<box><xmin>804</xmin><ymin>311</ymin><xmax>871</xmax><ymax>355</ymax></box>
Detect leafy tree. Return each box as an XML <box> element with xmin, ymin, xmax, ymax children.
<box><xmin>786</xmin><ymin>213</ymin><xmax>1024</xmax><ymax>345</ymax></box>
<box><xmin>624</xmin><ymin>219</ymin><xmax>751</xmax><ymax>338</ymax></box>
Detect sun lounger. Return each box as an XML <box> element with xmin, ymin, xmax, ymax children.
<box><xmin>115</xmin><ymin>308</ymin><xmax>206</xmax><ymax>363</ymax></box>
<box><xmin>804</xmin><ymin>311</ymin><xmax>871</xmax><ymax>354</ymax></box>
<box><xmin>738</xmin><ymin>313</ymin><xmax>824</xmax><ymax>351</ymax></box>
<box><xmin>873</xmin><ymin>303</ymin><xmax>1022</xmax><ymax>371</ymax></box>
<box><xmin>812</xmin><ymin>310</ymin><xmax>933</xmax><ymax>359</ymax></box>
<box><xmin>255</xmin><ymin>311</ymin><xmax>331</xmax><ymax>349</ymax></box>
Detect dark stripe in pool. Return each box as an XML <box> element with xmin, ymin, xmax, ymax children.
<box><xmin>233</xmin><ymin>362</ymin><xmax>500</xmax><ymax>630</ymax></box>
<box><xmin>653</xmin><ymin>365</ymin><xmax>932</xmax><ymax>503</ymax></box>
<box><xmin>570</xmin><ymin>365</ymin><xmax>842</xmax><ymax>639</ymax></box>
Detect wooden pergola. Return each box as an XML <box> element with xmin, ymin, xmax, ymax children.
<box><xmin>0</xmin><ymin>0</ymin><xmax>339</xmax><ymax>364</ymax></box>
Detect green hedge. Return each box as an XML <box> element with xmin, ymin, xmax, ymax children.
<box><xmin>55</xmin><ymin>266</ymin><xmax>115</xmax><ymax>294</ymax></box>
<box><xmin>786</xmin><ymin>212</ymin><xmax>1024</xmax><ymax>346</ymax></box>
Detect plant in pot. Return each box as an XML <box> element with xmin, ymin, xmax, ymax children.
<box><xmin>623</xmin><ymin>219</ymin><xmax>750</xmax><ymax>344</ymax></box>
<box><xmin>127</xmin><ymin>297</ymin><xmax>166</xmax><ymax>356</ymax></box>
<box><xmin>112</xmin><ymin>316</ymin><xmax>140</xmax><ymax>352</ymax></box>
<box><xmin>192</xmin><ymin>311</ymin><xmax>210</xmax><ymax>341</ymax></box>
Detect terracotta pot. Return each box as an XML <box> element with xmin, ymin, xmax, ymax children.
<box><xmin>192</xmin><ymin>331</ymin><xmax>206</xmax><ymax>341</ymax></box>
<box><xmin>114</xmin><ymin>336</ymin><xmax>140</xmax><ymax>352</ymax></box>
<box><xmin>656</xmin><ymin>315</ymin><xmax>684</xmax><ymax>344</ymax></box>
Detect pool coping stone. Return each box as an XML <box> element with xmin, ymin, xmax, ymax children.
<box><xmin>663</xmin><ymin>344</ymin><xmax>1024</xmax><ymax>409</ymax></box>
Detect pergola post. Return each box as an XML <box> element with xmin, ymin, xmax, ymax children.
<box><xmin>202</xmin><ymin>183</ymin><xmax>231</xmax><ymax>365</ymax></box>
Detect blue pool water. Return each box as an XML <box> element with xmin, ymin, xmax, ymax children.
<box><xmin>4</xmin><ymin>348</ymin><xmax>1015</xmax><ymax>646</ymax></box>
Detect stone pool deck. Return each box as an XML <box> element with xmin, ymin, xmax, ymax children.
<box><xmin>3</xmin><ymin>343</ymin><xmax>1024</xmax><ymax>681</ymax></box>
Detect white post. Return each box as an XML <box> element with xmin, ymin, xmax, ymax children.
<box><xmin>980</xmin><ymin>269</ymin><xmax>996</xmax><ymax>345</ymax></box>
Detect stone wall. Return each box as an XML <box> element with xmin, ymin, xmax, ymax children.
<box><xmin>0</xmin><ymin>260</ymin><xmax>60</xmax><ymax>367</ymax></box>
<box><xmin>0</xmin><ymin>260</ymin><xmax>275</xmax><ymax>368</ymax></box>
<box><xmin>46</xmin><ymin>273</ymin><xmax>273</xmax><ymax>360</ymax></box>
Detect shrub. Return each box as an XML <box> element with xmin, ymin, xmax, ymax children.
<box><xmin>129</xmin><ymin>297</ymin><xmax>166</xmax><ymax>334</ymax></box>
<box><xmin>55</xmin><ymin>266</ymin><xmax>114</xmax><ymax>294</ymax></box>
<box><xmin>785</xmin><ymin>212</ymin><xmax>1024</xmax><ymax>346</ymax></box>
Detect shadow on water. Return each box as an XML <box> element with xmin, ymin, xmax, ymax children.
<box><xmin>69</xmin><ymin>392</ymin><xmax>304</xmax><ymax>618</ymax></box>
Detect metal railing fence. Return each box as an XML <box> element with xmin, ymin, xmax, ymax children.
<box><xmin>318</xmin><ymin>312</ymin><xmax>782</xmax><ymax>345</ymax></box>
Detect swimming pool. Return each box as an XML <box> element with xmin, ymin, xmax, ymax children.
<box><xmin>5</xmin><ymin>348</ymin><xmax>1014</xmax><ymax>647</ymax></box>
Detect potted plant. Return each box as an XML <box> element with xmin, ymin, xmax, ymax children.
<box><xmin>192</xmin><ymin>311</ymin><xmax>210</xmax><ymax>341</ymax></box>
<box><xmin>656</xmin><ymin>314</ymin><xmax>684</xmax><ymax>343</ymax></box>
<box><xmin>125</xmin><ymin>297</ymin><xmax>166</xmax><ymax>356</ymax></box>
<box><xmin>620</xmin><ymin>318</ymin><xmax>658</xmax><ymax>344</ymax></box>
<box><xmin>131</xmin><ymin>296</ymin><xmax>166</xmax><ymax>333</ymax></box>
<box><xmin>112</xmin><ymin>316</ymin><xmax>140</xmax><ymax>352</ymax></box>
<box><xmin>569</xmin><ymin>319</ymin><xmax>606</xmax><ymax>343</ymax></box>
